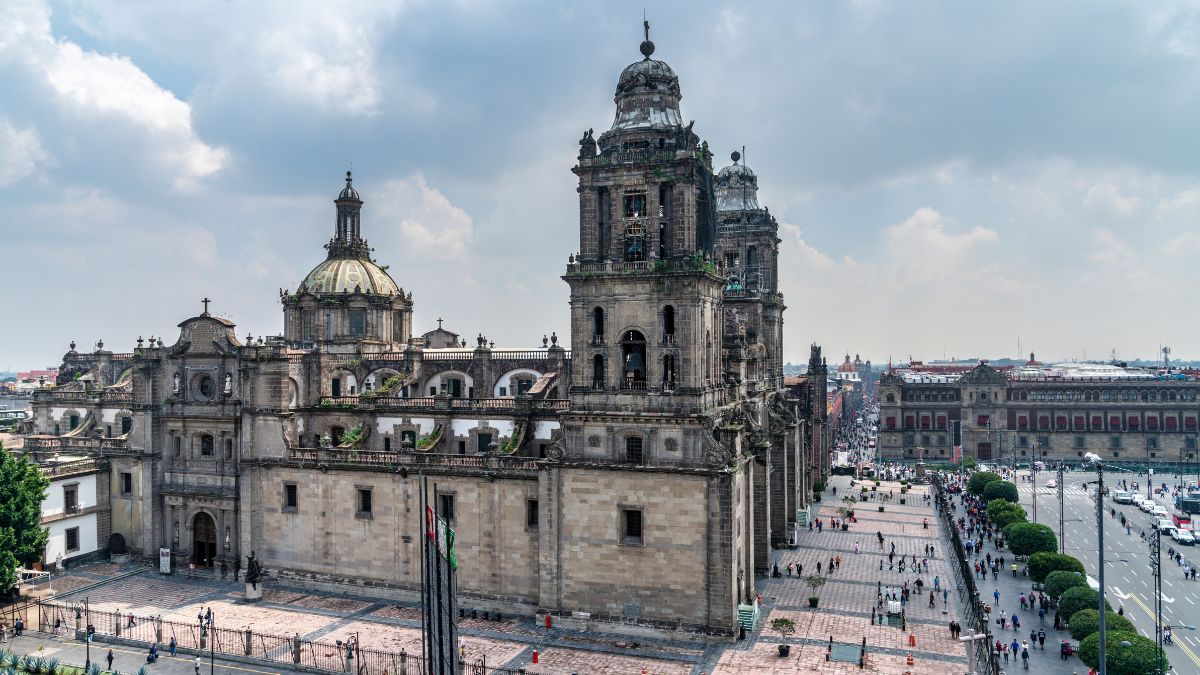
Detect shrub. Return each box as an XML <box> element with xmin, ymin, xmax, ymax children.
<box><xmin>770</xmin><ymin>617</ymin><xmax>796</xmax><ymax>639</ymax></box>
<box><xmin>1006</xmin><ymin>522</ymin><xmax>1058</xmax><ymax>556</ymax></box>
<box><xmin>1078</xmin><ymin>630</ymin><xmax>1167</xmax><ymax>675</ymax></box>
<box><xmin>1029</xmin><ymin>551</ymin><xmax>1085</xmax><ymax>582</ymax></box>
<box><xmin>967</xmin><ymin>471</ymin><xmax>1003</xmax><ymax>495</ymax></box>
<box><xmin>982</xmin><ymin>480</ymin><xmax>1019</xmax><ymax>503</ymax></box>
<box><xmin>987</xmin><ymin>499</ymin><xmax>1027</xmax><ymax>527</ymax></box>
<box><xmin>1069</xmin><ymin>608</ymin><xmax>1135</xmax><ymax>640</ymax></box>
<box><xmin>812</xmin><ymin>479</ymin><xmax>826</xmax><ymax>493</ymax></box>
<box><xmin>1044</xmin><ymin>570</ymin><xmax>1089</xmax><ymax>599</ymax></box>
<box><xmin>1059</xmin><ymin>586</ymin><xmax>1110</xmax><ymax>621</ymax></box>
<box><xmin>962</xmin><ymin>456</ymin><xmax>978</xmax><ymax>469</ymax></box>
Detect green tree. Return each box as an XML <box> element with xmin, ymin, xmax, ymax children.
<box><xmin>1069</xmin><ymin>608</ymin><xmax>1135</xmax><ymax>640</ymax></box>
<box><xmin>1078</xmin><ymin>630</ymin><xmax>1168</xmax><ymax>675</ymax></box>
<box><xmin>982</xmin><ymin>480</ymin><xmax>1019</xmax><ymax>503</ymax></box>
<box><xmin>961</xmin><ymin>456</ymin><xmax>978</xmax><ymax>470</ymax></box>
<box><xmin>1058</xmin><ymin>586</ymin><xmax>1110</xmax><ymax>621</ymax></box>
<box><xmin>1044</xmin><ymin>570</ymin><xmax>1090</xmax><ymax>599</ymax></box>
<box><xmin>1006</xmin><ymin>522</ymin><xmax>1058</xmax><ymax>556</ymax></box>
<box><xmin>1028</xmin><ymin>551</ymin><xmax>1085</xmax><ymax>582</ymax></box>
<box><xmin>986</xmin><ymin>499</ymin><xmax>1027</xmax><ymax>527</ymax></box>
<box><xmin>967</xmin><ymin>471</ymin><xmax>1002</xmax><ymax>495</ymax></box>
<box><xmin>0</xmin><ymin>444</ymin><xmax>49</xmax><ymax>582</ymax></box>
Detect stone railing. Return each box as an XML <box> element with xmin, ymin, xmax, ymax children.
<box><xmin>314</xmin><ymin>396</ymin><xmax>569</xmax><ymax>413</ymax></box>
<box><xmin>24</xmin><ymin>436</ymin><xmax>130</xmax><ymax>454</ymax></box>
<box><xmin>285</xmin><ymin>448</ymin><xmax>541</xmax><ymax>477</ymax></box>
<box><xmin>37</xmin><ymin>457</ymin><xmax>107</xmax><ymax>477</ymax></box>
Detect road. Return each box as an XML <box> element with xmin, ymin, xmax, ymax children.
<box><xmin>1015</xmin><ymin>467</ymin><xmax>1200</xmax><ymax>673</ymax></box>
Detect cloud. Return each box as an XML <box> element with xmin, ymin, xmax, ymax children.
<box><xmin>1082</xmin><ymin>183</ymin><xmax>1140</xmax><ymax>217</ymax></box>
<box><xmin>881</xmin><ymin>208</ymin><xmax>998</xmax><ymax>282</ymax></box>
<box><xmin>0</xmin><ymin>0</ymin><xmax>227</xmax><ymax>187</ymax></box>
<box><xmin>0</xmin><ymin>118</ymin><xmax>47</xmax><ymax>186</ymax></box>
<box><xmin>372</xmin><ymin>173</ymin><xmax>475</xmax><ymax>260</ymax></box>
<box><xmin>1088</xmin><ymin>227</ymin><xmax>1135</xmax><ymax>265</ymax></box>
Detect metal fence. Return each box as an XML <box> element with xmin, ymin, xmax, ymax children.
<box><xmin>34</xmin><ymin>601</ymin><xmax>532</xmax><ymax>675</ymax></box>
<box><xmin>932</xmin><ymin>476</ymin><xmax>1001</xmax><ymax>675</ymax></box>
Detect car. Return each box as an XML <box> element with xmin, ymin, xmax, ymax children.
<box><xmin>1140</xmin><ymin>500</ymin><xmax>1157</xmax><ymax>513</ymax></box>
<box><xmin>1172</xmin><ymin>530</ymin><xmax>1196</xmax><ymax>545</ymax></box>
<box><xmin>1151</xmin><ymin>505</ymin><xmax>1170</xmax><ymax>518</ymax></box>
<box><xmin>1155</xmin><ymin>518</ymin><xmax>1175</xmax><ymax>531</ymax></box>
<box><xmin>1045</xmin><ymin>479</ymin><xmax>1057</xmax><ymax>488</ymax></box>
<box><xmin>1112</xmin><ymin>490</ymin><xmax>1133</xmax><ymax>504</ymax></box>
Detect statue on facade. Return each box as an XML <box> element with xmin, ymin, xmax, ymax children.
<box><xmin>223</xmin><ymin>373</ymin><xmax>233</xmax><ymax>395</ymax></box>
<box><xmin>245</xmin><ymin>551</ymin><xmax>264</xmax><ymax>590</ymax></box>
<box><xmin>172</xmin><ymin>372</ymin><xmax>181</xmax><ymax>394</ymax></box>
<box><xmin>578</xmin><ymin>128</ymin><xmax>597</xmax><ymax>159</ymax></box>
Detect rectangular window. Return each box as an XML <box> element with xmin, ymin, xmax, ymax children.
<box><xmin>1187</xmin><ymin>437</ymin><xmax>1197</xmax><ymax>450</ymax></box>
<box><xmin>1109</xmin><ymin>415</ymin><xmax>1121</xmax><ymax>429</ymax></box>
<box><xmin>476</xmin><ymin>433</ymin><xmax>493</xmax><ymax>454</ymax></box>
<box><xmin>921</xmin><ymin>434</ymin><xmax>931</xmax><ymax>446</ymax></box>
<box><xmin>1038</xmin><ymin>416</ymin><xmax>1050</xmax><ymax>430</ymax></box>
<box><xmin>174</xmin><ymin>436</ymin><xmax>181</xmax><ymax>457</ymax></box>
<box><xmin>1092</xmin><ymin>415</ymin><xmax>1103</xmax><ymax>429</ymax></box>
<box><xmin>120</xmin><ymin>472</ymin><xmax>133</xmax><ymax>495</ymax></box>
<box><xmin>65</xmin><ymin>527</ymin><xmax>79</xmax><ymax>552</ymax></box>
<box><xmin>526</xmin><ymin>499</ymin><xmax>539</xmax><ymax>530</ymax></box>
<box><xmin>348</xmin><ymin>309</ymin><xmax>366</xmax><ymax>336</ymax></box>
<box><xmin>1038</xmin><ymin>435</ymin><xmax>1051</xmax><ymax>448</ymax></box>
<box><xmin>1074</xmin><ymin>436</ymin><xmax>1086</xmax><ymax>449</ymax></box>
<box><xmin>937</xmin><ymin>435</ymin><xmax>946</xmax><ymax>446</ymax></box>
<box><xmin>1113</xmin><ymin>451</ymin><xmax>1120</xmax><ymax>458</ymax></box>
<box><xmin>301</xmin><ymin>309</ymin><xmax>315</xmax><ymax>340</ymax></box>
<box><xmin>1109</xmin><ymin>436</ymin><xmax>1121</xmax><ymax>449</ymax></box>
<box><xmin>1148</xmin><ymin>437</ymin><xmax>1159</xmax><ymax>450</ymax></box>
<box><xmin>438</xmin><ymin>493</ymin><xmax>455</xmax><ymax>524</ymax></box>
<box><xmin>383</xmin><ymin>436</ymin><xmax>391</xmax><ymax>452</ymax></box>
<box><xmin>623</xmin><ymin>193</ymin><xmax>646</xmax><ymax>218</ymax></box>
<box><xmin>904</xmin><ymin>416</ymin><xmax>915</xmax><ymax>429</ymax></box>
<box><xmin>1148</xmin><ymin>417</ymin><xmax>1159</xmax><ymax>430</ymax></box>
<box><xmin>904</xmin><ymin>432</ymin><xmax>915</xmax><ymax>445</ymax></box>
<box><xmin>1017</xmin><ymin>415</ymin><xmax>1028</xmax><ymax>430</ymax></box>
<box><xmin>499</xmin><ymin>386</ymin><xmax>507</xmax><ymax>397</ymax></box>
<box><xmin>457</xmin><ymin>440</ymin><xmax>466</xmax><ymax>454</ymax></box>
<box><xmin>63</xmin><ymin>485</ymin><xmax>78</xmax><ymax>512</ymax></box>
<box><xmin>625</xmin><ymin>436</ymin><xmax>644</xmax><ymax>464</ymax></box>
<box><xmin>936</xmin><ymin>415</ymin><xmax>947</xmax><ymax>429</ymax></box>
<box><xmin>332</xmin><ymin>378</ymin><xmax>342</xmax><ymax>397</ymax></box>
<box><xmin>886</xmin><ymin>417</ymin><xmax>896</xmax><ymax>430</ymax></box>
<box><xmin>284</xmin><ymin>483</ymin><xmax>298</xmax><ymax>512</ymax></box>
<box><xmin>1018</xmin><ymin>435</ymin><xmax>1028</xmax><ymax>448</ymax></box>
<box><xmin>621</xmin><ymin>508</ymin><xmax>644</xmax><ymax>545</ymax></box>
<box><xmin>977</xmin><ymin>415</ymin><xmax>990</xmax><ymax>427</ymax></box>
<box><xmin>357</xmin><ymin>488</ymin><xmax>373</xmax><ymax>518</ymax></box>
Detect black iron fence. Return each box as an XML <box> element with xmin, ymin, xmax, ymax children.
<box><xmin>35</xmin><ymin>601</ymin><xmax>530</xmax><ymax>675</ymax></box>
<box><xmin>932</xmin><ymin>475</ymin><xmax>1001</xmax><ymax>675</ymax></box>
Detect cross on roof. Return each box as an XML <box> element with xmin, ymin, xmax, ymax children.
<box><xmin>437</xmin><ymin>318</ymin><xmax>443</xmax><ymax>329</ymax></box>
<box><xmin>202</xmin><ymin>297</ymin><xmax>211</xmax><ymax>314</ymax></box>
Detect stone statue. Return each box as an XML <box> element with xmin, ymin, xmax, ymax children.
<box><xmin>172</xmin><ymin>372</ymin><xmax>180</xmax><ymax>394</ymax></box>
<box><xmin>223</xmin><ymin>373</ymin><xmax>232</xmax><ymax>395</ymax></box>
<box><xmin>245</xmin><ymin>551</ymin><xmax>264</xmax><ymax>590</ymax></box>
<box><xmin>578</xmin><ymin>128</ymin><xmax>597</xmax><ymax>159</ymax></box>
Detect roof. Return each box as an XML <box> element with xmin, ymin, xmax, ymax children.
<box><xmin>301</xmin><ymin>258</ymin><xmax>400</xmax><ymax>296</ymax></box>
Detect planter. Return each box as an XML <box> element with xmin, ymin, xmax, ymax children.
<box><xmin>808</xmin><ymin>597</ymin><xmax>819</xmax><ymax>608</ymax></box>
<box><xmin>871</xmin><ymin>486</ymin><xmax>878</xmax><ymax>492</ymax></box>
<box><xmin>778</xmin><ymin>644</ymin><xmax>791</xmax><ymax>657</ymax></box>
<box><xmin>899</xmin><ymin>498</ymin><xmax>906</xmax><ymax>505</ymax></box>
<box><xmin>878</xmin><ymin>506</ymin><xmax>885</xmax><ymax>512</ymax></box>
<box><xmin>841</xmin><ymin>524</ymin><xmax>849</xmax><ymax>531</ymax></box>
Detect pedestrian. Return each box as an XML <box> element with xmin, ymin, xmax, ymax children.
<box><xmin>128</xmin><ymin>612</ymin><xmax>136</xmax><ymax>628</ymax></box>
<box><xmin>994</xmin><ymin>589</ymin><xmax>1001</xmax><ymax>604</ymax></box>
<box><xmin>880</xmin><ymin>559</ymin><xmax>884</xmax><ymax>571</ymax></box>
<box><xmin>1038</xmin><ymin>629</ymin><xmax>1046</xmax><ymax>649</ymax></box>
<box><xmin>1117</xmin><ymin>605</ymin><xmax>1124</xmax><ymax>616</ymax></box>
<box><xmin>1038</xmin><ymin>606</ymin><xmax>1046</xmax><ymax>625</ymax></box>
<box><xmin>107</xmin><ymin>649</ymin><xmax>115</xmax><ymax>670</ymax></box>
<box><xmin>836</xmin><ymin>554</ymin><xmax>842</xmax><ymax>569</ymax></box>
<box><xmin>170</xmin><ymin>636</ymin><xmax>177</xmax><ymax>656</ymax></box>
<box><xmin>786</xmin><ymin>562</ymin><xmax>793</xmax><ymax>576</ymax></box>
<box><xmin>195</xmin><ymin>656</ymin><xmax>201</xmax><ymax>675</ymax></box>
<box><xmin>817</xmin><ymin>561</ymin><xmax>822</xmax><ymax>575</ymax></box>
<box><xmin>929</xmin><ymin>591</ymin><xmax>935</xmax><ymax>608</ymax></box>
<box><xmin>854</xmin><ymin>542</ymin><xmax>860</xmax><ymax>554</ymax></box>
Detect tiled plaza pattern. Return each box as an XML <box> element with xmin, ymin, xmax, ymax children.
<box><xmin>25</xmin><ymin>476</ymin><xmax>969</xmax><ymax>674</ymax></box>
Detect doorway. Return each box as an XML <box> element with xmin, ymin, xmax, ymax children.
<box><xmin>192</xmin><ymin>512</ymin><xmax>217</xmax><ymax>567</ymax></box>
<box><xmin>976</xmin><ymin>442</ymin><xmax>993</xmax><ymax>461</ymax></box>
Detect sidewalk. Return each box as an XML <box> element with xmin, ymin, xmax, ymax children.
<box><xmin>710</xmin><ymin>474</ymin><xmax>971</xmax><ymax>674</ymax></box>
<box><xmin>0</xmin><ymin>630</ymin><xmax>276</xmax><ymax>675</ymax></box>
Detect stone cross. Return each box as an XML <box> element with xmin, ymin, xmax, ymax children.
<box><xmin>202</xmin><ymin>297</ymin><xmax>211</xmax><ymax>314</ymax></box>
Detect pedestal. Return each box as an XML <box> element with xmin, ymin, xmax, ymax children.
<box><xmin>244</xmin><ymin>582</ymin><xmax>263</xmax><ymax>603</ymax></box>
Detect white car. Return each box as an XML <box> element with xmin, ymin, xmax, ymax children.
<box><xmin>1140</xmin><ymin>500</ymin><xmax>1157</xmax><ymax>513</ymax></box>
<box><xmin>1151</xmin><ymin>505</ymin><xmax>1170</xmax><ymax>518</ymax></box>
<box><xmin>1154</xmin><ymin>518</ymin><xmax>1175</xmax><ymax>531</ymax></box>
<box><xmin>1172</xmin><ymin>530</ymin><xmax>1196</xmax><ymax>545</ymax></box>
<box><xmin>1045</xmin><ymin>479</ymin><xmax>1057</xmax><ymax>488</ymax></box>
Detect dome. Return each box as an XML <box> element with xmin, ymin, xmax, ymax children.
<box><xmin>717</xmin><ymin>163</ymin><xmax>755</xmax><ymax>180</ymax></box>
<box><xmin>716</xmin><ymin>156</ymin><xmax>761</xmax><ymax>212</ymax></box>
<box><xmin>616</xmin><ymin>58</ymin><xmax>679</xmax><ymax>96</ymax></box>
<box><xmin>302</xmin><ymin>258</ymin><xmax>399</xmax><ymax>295</ymax></box>
<box><xmin>338</xmin><ymin>171</ymin><xmax>360</xmax><ymax>200</ymax></box>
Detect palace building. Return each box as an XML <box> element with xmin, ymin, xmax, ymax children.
<box><xmin>21</xmin><ymin>27</ymin><xmax>830</xmax><ymax>638</ymax></box>
<box><xmin>878</xmin><ymin>360</ymin><xmax>1200</xmax><ymax>465</ymax></box>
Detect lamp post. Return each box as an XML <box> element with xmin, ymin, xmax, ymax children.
<box><xmin>1085</xmin><ymin>452</ymin><xmax>1108</xmax><ymax>675</ymax></box>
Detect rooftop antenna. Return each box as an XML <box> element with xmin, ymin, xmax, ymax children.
<box><xmin>1163</xmin><ymin>345</ymin><xmax>1171</xmax><ymax>370</ymax></box>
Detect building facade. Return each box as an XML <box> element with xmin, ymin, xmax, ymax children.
<box><xmin>22</xmin><ymin>28</ymin><xmax>827</xmax><ymax>638</ymax></box>
<box><xmin>878</xmin><ymin>361</ymin><xmax>1200</xmax><ymax>466</ymax></box>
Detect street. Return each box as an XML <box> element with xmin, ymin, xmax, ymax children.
<box><xmin>1015</xmin><ymin>468</ymin><xmax>1200</xmax><ymax>673</ymax></box>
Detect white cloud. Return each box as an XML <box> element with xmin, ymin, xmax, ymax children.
<box><xmin>1082</xmin><ymin>183</ymin><xmax>1140</xmax><ymax>217</ymax></box>
<box><xmin>0</xmin><ymin>118</ymin><xmax>47</xmax><ymax>186</ymax></box>
<box><xmin>1088</xmin><ymin>227</ymin><xmax>1135</xmax><ymax>265</ymax></box>
<box><xmin>881</xmin><ymin>207</ymin><xmax>998</xmax><ymax>282</ymax></box>
<box><xmin>372</xmin><ymin>173</ymin><xmax>475</xmax><ymax>260</ymax></box>
<box><xmin>0</xmin><ymin>0</ymin><xmax>227</xmax><ymax>187</ymax></box>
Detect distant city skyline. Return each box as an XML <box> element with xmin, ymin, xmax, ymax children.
<box><xmin>3</xmin><ymin>1</ymin><xmax>1200</xmax><ymax>367</ymax></box>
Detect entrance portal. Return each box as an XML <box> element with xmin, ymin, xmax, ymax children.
<box><xmin>976</xmin><ymin>442</ymin><xmax>993</xmax><ymax>461</ymax></box>
<box><xmin>192</xmin><ymin>512</ymin><xmax>217</xmax><ymax>567</ymax></box>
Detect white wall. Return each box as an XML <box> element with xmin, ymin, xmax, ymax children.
<box><xmin>424</xmin><ymin>371</ymin><xmax>473</xmax><ymax>396</ymax></box>
<box><xmin>45</xmin><ymin>513</ymin><xmax>99</xmax><ymax>563</ymax></box>
<box><xmin>376</xmin><ymin>416</ymin><xmax>436</xmax><ymax>435</ymax></box>
<box><xmin>533</xmin><ymin>420</ymin><xmax>560</xmax><ymax>440</ymax></box>
<box><xmin>42</xmin><ymin>474</ymin><xmax>97</xmax><ymax>517</ymax></box>
<box><xmin>492</xmin><ymin>369</ymin><xmax>542</xmax><ymax>397</ymax></box>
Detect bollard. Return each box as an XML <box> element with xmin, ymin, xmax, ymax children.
<box><xmin>531</xmin><ymin>649</ymin><xmax>539</xmax><ymax>664</ymax></box>
<box><xmin>399</xmin><ymin>649</ymin><xmax>407</xmax><ymax>675</ymax></box>
<box><xmin>544</xmin><ymin>614</ymin><xmax>552</xmax><ymax>630</ymax></box>
<box><xmin>245</xmin><ymin>627</ymin><xmax>253</xmax><ymax>656</ymax></box>
<box><xmin>293</xmin><ymin>633</ymin><xmax>302</xmax><ymax>664</ymax></box>
<box><xmin>908</xmin><ymin>633</ymin><xmax>916</xmax><ymax>647</ymax></box>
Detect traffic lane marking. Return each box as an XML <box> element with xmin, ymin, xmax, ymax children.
<box><xmin>1125</xmin><ymin>587</ymin><xmax>1200</xmax><ymax>671</ymax></box>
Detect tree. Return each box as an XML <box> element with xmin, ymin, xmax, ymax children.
<box><xmin>986</xmin><ymin>499</ymin><xmax>1027</xmax><ymax>527</ymax></box>
<box><xmin>982</xmin><ymin>480</ymin><xmax>1019</xmax><ymax>503</ymax></box>
<box><xmin>1069</xmin><ymin>608</ymin><xmax>1135</xmax><ymax>640</ymax></box>
<box><xmin>1006</xmin><ymin>522</ymin><xmax>1058</xmax><ymax>556</ymax></box>
<box><xmin>1044</xmin><ymin>570</ymin><xmax>1090</xmax><ymax>599</ymax></box>
<box><xmin>1028</xmin><ymin>552</ymin><xmax>1085</xmax><ymax>582</ymax></box>
<box><xmin>1058</xmin><ymin>586</ymin><xmax>1110</xmax><ymax>621</ymax></box>
<box><xmin>968</xmin><ymin>471</ymin><xmax>1003</xmax><ymax>495</ymax></box>
<box><xmin>0</xmin><ymin>444</ymin><xmax>49</xmax><ymax>580</ymax></box>
<box><xmin>961</xmin><ymin>456</ymin><xmax>978</xmax><ymax>470</ymax></box>
<box><xmin>1078</xmin><ymin>630</ymin><xmax>1168</xmax><ymax>675</ymax></box>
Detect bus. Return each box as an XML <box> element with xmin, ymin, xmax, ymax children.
<box><xmin>0</xmin><ymin>409</ymin><xmax>30</xmax><ymax>431</ymax></box>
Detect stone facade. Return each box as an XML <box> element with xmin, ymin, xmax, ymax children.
<box><xmin>878</xmin><ymin>362</ymin><xmax>1200</xmax><ymax>466</ymax></box>
<box><xmin>23</xmin><ymin>27</ymin><xmax>827</xmax><ymax>639</ymax></box>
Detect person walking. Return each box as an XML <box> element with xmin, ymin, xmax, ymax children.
<box><xmin>194</xmin><ymin>656</ymin><xmax>201</xmax><ymax>675</ymax></box>
<box><xmin>1037</xmin><ymin>629</ymin><xmax>1046</xmax><ymax>650</ymax></box>
<box><xmin>169</xmin><ymin>636</ymin><xmax>177</xmax><ymax>657</ymax></box>
<box><xmin>106</xmin><ymin>649</ymin><xmax>114</xmax><ymax>671</ymax></box>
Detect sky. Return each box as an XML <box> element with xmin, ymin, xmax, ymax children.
<box><xmin>2</xmin><ymin>0</ymin><xmax>1200</xmax><ymax>370</ymax></box>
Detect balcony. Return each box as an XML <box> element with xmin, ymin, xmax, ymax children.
<box><xmin>280</xmin><ymin>448</ymin><xmax>541</xmax><ymax>477</ymax></box>
<box><xmin>590</xmin><ymin>335</ymin><xmax>606</xmax><ymax>347</ymax></box>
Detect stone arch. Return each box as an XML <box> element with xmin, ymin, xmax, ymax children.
<box><xmin>190</xmin><ymin>510</ymin><xmax>218</xmax><ymax>567</ymax></box>
<box><xmin>287</xmin><ymin>378</ymin><xmax>300</xmax><ymax>409</ymax></box>
<box><xmin>364</xmin><ymin>367</ymin><xmax>404</xmax><ymax>394</ymax></box>
<box><xmin>493</xmin><ymin>368</ymin><xmax>542</xmax><ymax>397</ymax></box>
<box><xmin>425</xmin><ymin>370</ymin><xmax>473</xmax><ymax>398</ymax></box>
<box><xmin>329</xmin><ymin>368</ymin><xmax>358</xmax><ymax>396</ymax></box>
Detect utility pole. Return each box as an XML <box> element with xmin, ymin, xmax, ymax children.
<box><xmin>1058</xmin><ymin>461</ymin><xmax>1066</xmax><ymax>554</ymax></box>
<box><xmin>1032</xmin><ymin>441</ymin><xmax>1038</xmax><ymax>524</ymax></box>
<box><xmin>1152</xmin><ymin>525</ymin><xmax>1164</xmax><ymax>675</ymax></box>
<box><xmin>1090</xmin><ymin>453</ymin><xmax>1108</xmax><ymax>675</ymax></box>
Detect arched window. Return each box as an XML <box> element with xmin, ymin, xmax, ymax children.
<box><xmin>121</xmin><ymin>416</ymin><xmax>133</xmax><ymax>434</ymax></box>
<box><xmin>662</xmin><ymin>305</ymin><xmax>675</xmax><ymax>344</ymax></box>
<box><xmin>625</xmin><ymin>436</ymin><xmax>644</xmax><ymax>464</ymax></box>
<box><xmin>592</xmin><ymin>354</ymin><xmax>605</xmax><ymax>389</ymax></box>
<box><xmin>886</xmin><ymin>394</ymin><xmax>895</xmax><ymax>403</ymax></box>
<box><xmin>68</xmin><ymin>414</ymin><xmax>79</xmax><ymax>430</ymax></box>
<box><xmin>662</xmin><ymin>354</ymin><xmax>676</xmax><ymax>389</ymax></box>
<box><xmin>592</xmin><ymin>307</ymin><xmax>605</xmax><ymax>344</ymax></box>
<box><xmin>621</xmin><ymin>330</ymin><xmax>647</xmax><ymax>389</ymax></box>
<box><xmin>200</xmin><ymin>434</ymin><xmax>214</xmax><ymax>456</ymax></box>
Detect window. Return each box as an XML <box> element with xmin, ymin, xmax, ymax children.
<box><xmin>526</xmin><ymin>499</ymin><xmax>539</xmax><ymax>530</ymax></box>
<box><xmin>200</xmin><ymin>434</ymin><xmax>214</xmax><ymax>456</ymax></box>
<box><xmin>225</xmin><ymin>439</ymin><xmax>233</xmax><ymax>459</ymax></box>
<box><xmin>904</xmin><ymin>432</ymin><xmax>915</xmax><ymax>445</ymax></box>
<box><xmin>384</xmin><ymin>436</ymin><xmax>391</xmax><ymax>452</ymax></box>
<box><xmin>331</xmin><ymin>426</ymin><xmax>345</xmax><ymax>445</ymax></box>
<box><xmin>1074</xmin><ymin>436</ymin><xmax>1086</xmax><ymax>449</ymax></box>
<box><xmin>332</xmin><ymin>378</ymin><xmax>342</xmax><ymax>397</ymax></box>
<box><xmin>499</xmin><ymin>387</ymin><xmax>507</xmax><ymax>397</ymax></box>
<box><xmin>1037</xmin><ymin>435</ymin><xmax>1051</xmax><ymax>448</ymax></box>
<box><xmin>348</xmin><ymin>309</ymin><xmax>366</xmax><ymax>336</ymax></box>
<box><xmin>623</xmin><ymin>192</ymin><xmax>646</xmax><ymax>218</ymax></box>
<box><xmin>63</xmin><ymin>485</ymin><xmax>78</xmax><ymax>512</ymax></box>
<box><xmin>357</xmin><ymin>488</ymin><xmax>373</xmax><ymax>518</ymax></box>
<box><xmin>1109</xmin><ymin>436</ymin><xmax>1121</xmax><ymax>449</ymax></box>
<box><xmin>921</xmin><ymin>435</ymin><xmax>931</xmax><ymax>446</ymax></box>
<box><xmin>477</xmin><ymin>433</ymin><xmax>493</xmax><ymax>454</ymax></box>
<box><xmin>120</xmin><ymin>472</ymin><xmax>133</xmax><ymax>495</ymax></box>
<box><xmin>1148</xmin><ymin>437</ymin><xmax>1159</xmax><ymax>450</ymax></box>
<box><xmin>621</xmin><ymin>508</ymin><xmax>644</xmax><ymax>545</ymax></box>
<box><xmin>174</xmin><ymin>436</ymin><xmax>181</xmax><ymax>457</ymax></box>
<box><xmin>592</xmin><ymin>307</ymin><xmax>605</xmax><ymax>342</ymax></box>
<box><xmin>1113</xmin><ymin>451</ymin><xmax>1120</xmax><ymax>458</ymax></box>
<box><xmin>69</xmin><ymin>414</ymin><xmax>79</xmax><ymax>430</ymax></box>
<box><xmin>283</xmin><ymin>483</ymin><xmax>298</xmax><ymax>512</ymax></box>
<box><xmin>662</xmin><ymin>305</ymin><xmax>675</xmax><ymax>342</ymax></box>
<box><xmin>401</xmin><ymin>430</ymin><xmax>416</xmax><ymax>448</ymax></box>
<box><xmin>626</xmin><ymin>436</ymin><xmax>644</xmax><ymax>464</ymax></box>
<box><xmin>1187</xmin><ymin>437</ymin><xmax>1197</xmax><ymax>450</ymax></box>
<box><xmin>886</xmin><ymin>417</ymin><xmax>896</xmax><ymax>430</ymax></box>
<box><xmin>121</xmin><ymin>416</ymin><xmax>132</xmax><ymax>434</ymax></box>
<box><xmin>438</xmin><ymin>493</ymin><xmax>455</xmax><ymax>524</ymax></box>
<box><xmin>196</xmin><ymin>375</ymin><xmax>215</xmax><ymax>399</ymax></box>
<box><xmin>65</xmin><ymin>527</ymin><xmax>79</xmax><ymax>552</ymax></box>
<box><xmin>1018</xmin><ymin>435</ymin><xmax>1028</xmax><ymax>448</ymax></box>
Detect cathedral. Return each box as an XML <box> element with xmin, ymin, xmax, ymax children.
<box><xmin>24</xmin><ymin>27</ymin><xmax>831</xmax><ymax>638</ymax></box>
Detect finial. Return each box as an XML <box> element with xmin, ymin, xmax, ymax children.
<box><xmin>345</xmin><ymin>170</ymin><xmax>353</xmax><ymax>186</ymax></box>
<box><xmin>640</xmin><ymin>18</ymin><xmax>655</xmax><ymax>58</ymax></box>
<box><xmin>731</xmin><ymin>150</ymin><xmax>741</xmax><ymax>164</ymax></box>
<box><xmin>202</xmin><ymin>297</ymin><xmax>211</xmax><ymax>315</ymax></box>
<box><xmin>69</xmin><ymin>340</ymin><xmax>76</xmax><ymax>351</ymax></box>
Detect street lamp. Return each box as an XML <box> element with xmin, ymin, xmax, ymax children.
<box><xmin>1085</xmin><ymin>452</ymin><xmax>1108</xmax><ymax>675</ymax></box>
